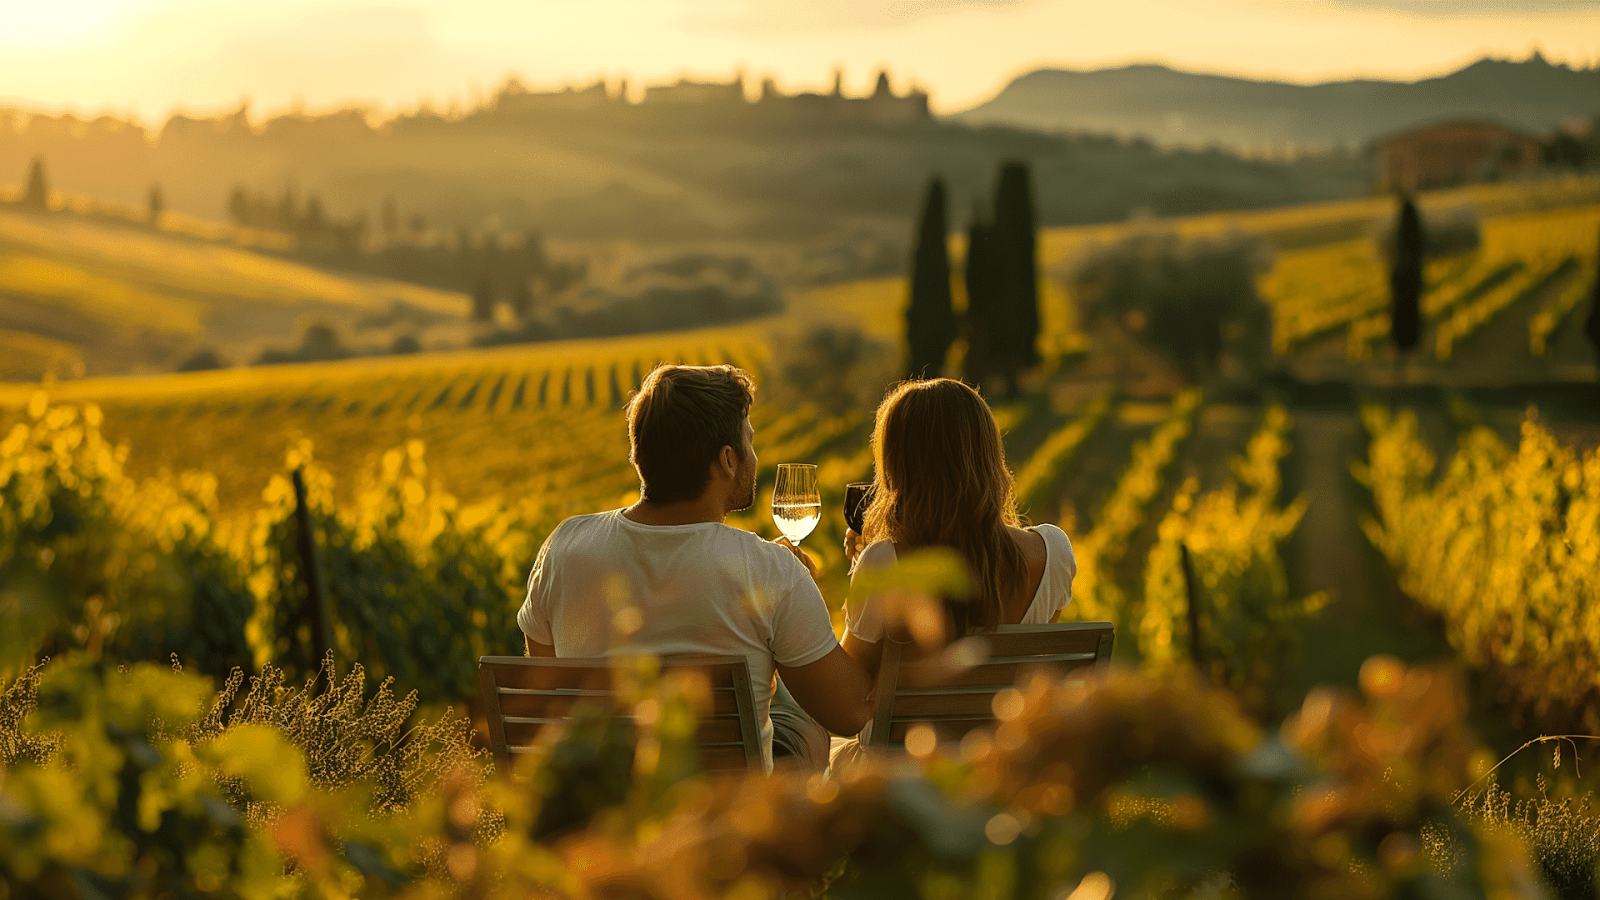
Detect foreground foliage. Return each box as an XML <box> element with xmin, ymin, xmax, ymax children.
<box><xmin>0</xmin><ymin>395</ymin><xmax>254</xmax><ymax>679</ymax></box>
<box><xmin>0</xmin><ymin>651</ymin><xmax>1547</xmax><ymax>899</ymax></box>
<box><xmin>1360</xmin><ymin>407</ymin><xmax>1600</xmax><ymax>735</ymax></box>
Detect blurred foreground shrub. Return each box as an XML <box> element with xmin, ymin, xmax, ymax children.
<box><xmin>1437</xmin><ymin>780</ymin><xmax>1600</xmax><ymax>900</ymax></box>
<box><xmin>1</xmin><ymin>652</ymin><xmax>1548</xmax><ymax>899</ymax></box>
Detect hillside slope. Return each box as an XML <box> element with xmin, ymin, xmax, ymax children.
<box><xmin>0</xmin><ymin>96</ymin><xmax>1372</xmax><ymax>243</ymax></box>
<box><xmin>958</xmin><ymin>56</ymin><xmax>1600</xmax><ymax>150</ymax></box>
<box><xmin>0</xmin><ymin>206</ymin><xmax>469</xmax><ymax>379</ymax></box>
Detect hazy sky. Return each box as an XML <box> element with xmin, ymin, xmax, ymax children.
<box><xmin>1</xmin><ymin>0</ymin><xmax>1597</xmax><ymax>124</ymax></box>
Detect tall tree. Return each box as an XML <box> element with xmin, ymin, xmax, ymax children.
<box><xmin>992</xmin><ymin>160</ymin><xmax>1041</xmax><ymax>396</ymax></box>
<box><xmin>276</xmin><ymin>184</ymin><xmax>298</xmax><ymax>232</ymax></box>
<box><xmin>22</xmin><ymin>157</ymin><xmax>49</xmax><ymax>209</ymax></box>
<box><xmin>522</xmin><ymin>229</ymin><xmax>548</xmax><ymax>277</ymax></box>
<box><xmin>381</xmin><ymin>195</ymin><xmax>399</xmax><ymax>242</ymax></box>
<box><xmin>905</xmin><ymin>176</ymin><xmax>957</xmax><ymax>378</ymax></box>
<box><xmin>226</xmin><ymin>186</ymin><xmax>250</xmax><ymax>226</ymax></box>
<box><xmin>146</xmin><ymin>183</ymin><xmax>164</xmax><ymax>225</ymax></box>
<box><xmin>471</xmin><ymin>277</ymin><xmax>495</xmax><ymax>324</ymax></box>
<box><xmin>302</xmin><ymin>194</ymin><xmax>326</xmax><ymax>235</ymax></box>
<box><xmin>1389</xmin><ymin>195</ymin><xmax>1425</xmax><ymax>357</ymax></box>
<box><xmin>510</xmin><ymin>281</ymin><xmax>535</xmax><ymax>321</ymax></box>
<box><xmin>1585</xmin><ymin>226</ymin><xmax>1600</xmax><ymax>368</ymax></box>
<box><xmin>962</xmin><ymin>211</ymin><xmax>1000</xmax><ymax>386</ymax></box>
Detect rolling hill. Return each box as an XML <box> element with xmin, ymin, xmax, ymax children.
<box><xmin>0</xmin><ymin>87</ymin><xmax>1373</xmax><ymax>245</ymax></box>
<box><xmin>0</xmin><ymin>205</ymin><xmax>471</xmax><ymax>379</ymax></box>
<box><xmin>957</xmin><ymin>55</ymin><xmax>1600</xmax><ymax>151</ymax></box>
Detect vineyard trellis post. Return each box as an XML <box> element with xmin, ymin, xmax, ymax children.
<box><xmin>1181</xmin><ymin>542</ymin><xmax>1204</xmax><ymax>670</ymax></box>
<box><xmin>291</xmin><ymin>466</ymin><xmax>334</xmax><ymax>666</ymax></box>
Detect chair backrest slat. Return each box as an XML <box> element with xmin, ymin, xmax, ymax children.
<box><xmin>897</xmin><ymin>654</ymin><xmax>1102</xmax><ymax>690</ymax></box>
<box><xmin>868</xmin><ymin>621</ymin><xmax>1113</xmax><ymax>749</ymax></box>
<box><xmin>478</xmin><ymin>655</ymin><xmax>762</xmax><ymax>773</ymax></box>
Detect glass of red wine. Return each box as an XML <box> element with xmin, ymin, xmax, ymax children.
<box><xmin>844</xmin><ymin>481</ymin><xmax>875</xmax><ymax>534</ymax></box>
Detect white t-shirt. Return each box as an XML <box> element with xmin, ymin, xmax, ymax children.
<box><xmin>517</xmin><ymin>509</ymin><xmax>841</xmax><ymax>769</ymax></box>
<box><xmin>845</xmin><ymin>523</ymin><xmax>1078</xmax><ymax>642</ymax></box>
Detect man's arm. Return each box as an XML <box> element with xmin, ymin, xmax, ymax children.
<box><xmin>525</xmin><ymin>635</ymin><xmax>555</xmax><ymax>657</ymax></box>
<box><xmin>776</xmin><ymin>646</ymin><xmax>873</xmax><ymax>736</ymax></box>
<box><xmin>840</xmin><ymin>631</ymin><xmax>883</xmax><ymax>683</ymax></box>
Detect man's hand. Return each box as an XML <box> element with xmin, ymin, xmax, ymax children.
<box><xmin>773</xmin><ymin>536</ymin><xmax>820</xmax><ymax>580</ymax></box>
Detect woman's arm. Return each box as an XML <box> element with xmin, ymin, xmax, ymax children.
<box><xmin>841</xmin><ymin>538</ymin><xmax>898</xmax><ymax>683</ymax></box>
<box><xmin>841</xmin><ymin>630</ymin><xmax>883</xmax><ymax>681</ymax></box>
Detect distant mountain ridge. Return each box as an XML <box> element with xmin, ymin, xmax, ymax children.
<box><xmin>955</xmin><ymin>55</ymin><xmax>1600</xmax><ymax>150</ymax></box>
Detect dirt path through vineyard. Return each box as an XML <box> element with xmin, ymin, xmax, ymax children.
<box><xmin>1280</xmin><ymin>408</ymin><xmax>1453</xmax><ymax>707</ymax></box>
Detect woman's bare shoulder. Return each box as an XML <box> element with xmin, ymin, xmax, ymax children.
<box><xmin>1006</xmin><ymin>524</ymin><xmax>1048</xmax><ymax>562</ymax></box>
<box><xmin>855</xmin><ymin>539</ymin><xmax>900</xmax><ymax>573</ymax></box>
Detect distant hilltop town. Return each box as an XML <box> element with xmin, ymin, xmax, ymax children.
<box><xmin>0</xmin><ymin>67</ymin><xmax>935</xmax><ymax>166</ymax></box>
<box><xmin>495</xmin><ymin>69</ymin><xmax>932</xmax><ymax>125</ymax></box>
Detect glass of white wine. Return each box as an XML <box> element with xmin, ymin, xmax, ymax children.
<box><xmin>772</xmin><ymin>463</ymin><xmax>821</xmax><ymax>546</ymax></box>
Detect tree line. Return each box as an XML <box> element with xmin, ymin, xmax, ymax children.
<box><xmin>225</xmin><ymin>182</ymin><xmax>590</xmax><ymax>324</ymax></box>
<box><xmin>903</xmin><ymin>163</ymin><xmax>1600</xmax><ymax>393</ymax></box>
<box><xmin>11</xmin><ymin>155</ymin><xmax>166</xmax><ymax>225</ymax></box>
<box><xmin>10</xmin><ymin>153</ymin><xmax>592</xmax><ymax>329</ymax></box>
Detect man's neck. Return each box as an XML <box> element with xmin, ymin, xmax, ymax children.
<box><xmin>623</xmin><ymin>496</ymin><xmax>727</xmax><ymax>526</ymax></box>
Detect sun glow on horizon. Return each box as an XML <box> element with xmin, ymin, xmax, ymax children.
<box><xmin>0</xmin><ymin>0</ymin><xmax>1595</xmax><ymax>125</ymax></box>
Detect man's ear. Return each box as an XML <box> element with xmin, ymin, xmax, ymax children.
<box><xmin>719</xmin><ymin>445</ymin><xmax>738</xmax><ymax>478</ymax></box>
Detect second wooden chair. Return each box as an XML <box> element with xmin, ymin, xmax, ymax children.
<box><xmin>866</xmin><ymin>621</ymin><xmax>1114</xmax><ymax>749</ymax></box>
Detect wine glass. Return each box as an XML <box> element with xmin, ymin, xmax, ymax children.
<box><xmin>844</xmin><ymin>482</ymin><xmax>875</xmax><ymax>534</ymax></box>
<box><xmin>772</xmin><ymin>463</ymin><xmax>821</xmax><ymax>546</ymax></box>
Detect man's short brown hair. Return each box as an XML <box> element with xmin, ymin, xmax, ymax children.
<box><xmin>626</xmin><ymin>364</ymin><xmax>755</xmax><ymax>504</ymax></box>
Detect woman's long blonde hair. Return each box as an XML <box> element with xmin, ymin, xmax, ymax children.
<box><xmin>861</xmin><ymin>378</ymin><xmax>1026</xmax><ymax>634</ymax></box>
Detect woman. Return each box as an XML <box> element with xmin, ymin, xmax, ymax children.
<box><xmin>841</xmin><ymin>378</ymin><xmax>1077</xmax><ymax>692</ymax></box>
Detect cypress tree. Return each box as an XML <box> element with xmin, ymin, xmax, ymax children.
<box><xmin>22</xmin><ymin>157</ymin><xmax>48</xmax><ymax>209</ymax></box>
<box><xmin>993</xmin><ymin>161</ymin><xmax>1041</xmax><ymax>394</ymax></box>
<box><xmin>471</xmin><ymin>277</ymin><xmax>495</xmax><ymax>323</ymax></box>
<box><xmin>227</xmin><ymin>185</ymin><xmax>251</xmax><ymax>226</ymax></box>
<box><xmin>1389</xmin><ymin>195</ymin><xmax>1424</xmax><ymax>356</ymax></box>
<box><xmin>1585</xmin><ymin>226</ymin><xmax>1600</xmax><ymax>368</ymax></box>
<box><xmin>147</xmin><ymin>183</ymin><xmax>164</xmax><ymax>225</ymax></box>
<box><xmin>510</xmin><ymin>281</ymin><xmax>535</xmax><ymax>321</ymax></box>
<box><xmin>963</xmin><ymin>211</ymin><xmax>1000</xmax><ymax>386</ymax></box>
<box><xmin>905</xmin><ymin>176</ymin><xmax>957</xmax><ymax>379</ymax></box>
<box><xmin>381</xmin><ymin>195</ymin><xmax>399</xmax><ymax>241</ymax></box>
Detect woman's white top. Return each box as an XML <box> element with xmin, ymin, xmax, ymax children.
<box><xmin>844</xmin><ymin>524</ymin><xmax>1077</xmax><ymax>642</ymax></box>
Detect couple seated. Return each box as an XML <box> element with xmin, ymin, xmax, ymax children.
<box><xmin>516</xmin><ymin>364</ymin><xmax>1076</xmax><ymax>771</ymax></box>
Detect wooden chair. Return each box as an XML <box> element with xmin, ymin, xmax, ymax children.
<box><xmin>866</xmin><ymin>621</ymin><xmax>1114</xmax><ymax>748</ymax></box>
<box><xmin>477</xmin><ymin>655</ymin><xmax>763</xmax><ymax>773</ymax></box>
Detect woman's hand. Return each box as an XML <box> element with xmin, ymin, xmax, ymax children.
<box><xmin>774</xmin><ymin>536</ymin><xmax>820</xmax><ymax>580</ymax></box>
<box><xmin>843</xmin><ymin>528</ymin><xmax>862</xmax><ymax>566</ymax></box>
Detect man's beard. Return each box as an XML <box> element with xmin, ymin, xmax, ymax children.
<box><xmin>729</xmin><ymin>463</ymin><xmax>757</xmax><ymax>513</ymax></box>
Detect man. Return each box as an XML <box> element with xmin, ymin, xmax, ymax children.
<box><xmin>517</xmin><ymin>363</ymin><xmax>873</xmax><ymax>771</ymax></box>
